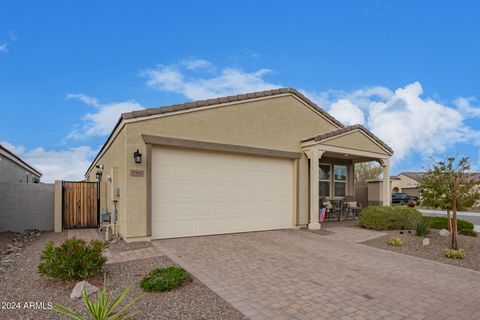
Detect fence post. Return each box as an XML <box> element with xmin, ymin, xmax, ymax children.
<box><xmin>54</xmin><ymin>180</ymin><xmax>63</xmax><ymax>232</ymax></box>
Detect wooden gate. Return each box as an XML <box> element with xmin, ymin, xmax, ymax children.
<box><xmin>62</xmin><ymin>181</ymin><xmax>99</xmax><ymax>229</ymax></box>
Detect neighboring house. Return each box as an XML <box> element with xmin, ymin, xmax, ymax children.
<box><xmin>391</xmin><ymin>172</ymin><xmax>424</xmax><ymax>198</ymax></box>
<box><xmin>0</xmin><ymin>144</ymin><xmax>41</xmax><ymax>183</ymax></box>
<box><xmin>392</xmin><ymin>171</ymin><xmax>480</xmax><ymax>204</ymax></box>
<box><xmin>85</xmin><ymin>88</ymin><xmax>393</xmax><ymax>241</ymax></box>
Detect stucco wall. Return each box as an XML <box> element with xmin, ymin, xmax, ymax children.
<box><xmin>86</xmin><ymin>127</ymin><xmax>127</xmax><ymax>236</ymax></box>
<box><xmin>121</xmin><ymin>95</ymin><xmax>339</xmax><ymax>237</ymax></box>
<box><xmin>0</xmin><ymin>154</ymin><xmax>40</xmax><ymax>184</ymax></box>
<box><xmin>0</xmin><ymin>183</ymin><xmax>54</xmax><ymax>232</ymax></box>
<box><xmin>322</xmin><ymin>130</ymin><xmax>389</xmax><ymax>155</ymax></box>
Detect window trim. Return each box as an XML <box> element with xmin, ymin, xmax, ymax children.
<box><xmin>333</xmin><ymin>165</ymin><xmax>347</xmax><ymax>197</ymax></box>
<box><xmin>319</xmin><ymin>163</ymin><xmax>331</xmax><ymax>198</ymax></box>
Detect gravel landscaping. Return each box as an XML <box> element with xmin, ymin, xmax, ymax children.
<box><xmin>362</xmin><ymin>229</ymin><xmax>480</xmax><ymax>271</ymax></box>
<box><xmin>106</xmin><ymin>237</ymin><xmax>152</xmax><ymax>253</ymax></box>
<box><xmin>0</xmin><ymin>232</ymin><xmax>245</xmax><ymax>320</ymax></box>
<box><xmin>0</xmin><ymin>230</ymin><xmax>42</xmax><ymax>279</ymax></box>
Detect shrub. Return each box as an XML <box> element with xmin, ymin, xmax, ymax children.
<box><xmin>423</xmin><ymin>216</ymin><xmax>474</xmax><ymax>230</ymax></box>
<box><xmin>38</xmin><ymin>238</ymin><xmax>106</xmax><ymax>282</ymax></box>
<box><xmin>411</xmin><ymin>217</ymin><xmax>430</xmax><ymax>237</ymax></box>
<box><xmin>388</xmin><ymin>236</ymin><xmax>403</xmax><ymax>246</ymax></box>
<box><xmin>54</xmin><ymin>280</ymin><xmax>141</xmax><ymax>320</ymax></box>
<box><xmin>359</xmin><ymin>206</ymin><xmax>422</xmax><ymax>230</ymax></box>
<box><xmin>140</xmin><ymin>266</ymin><xmax>191</xmax><ymax>292</ymax></box>
<box><xmin>444</xmin><ymin>248</ymin><xmax>465</xmax><ymax>259</ymax></box>
<box><xmin>460</xmin><ymin>229</ymin><xmax>478</xmax><ymax>237</ymax></box>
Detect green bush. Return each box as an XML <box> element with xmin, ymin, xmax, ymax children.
<box><xmin>444</xmin><ymin>248</ymin><xmax>465</xmax><ymax>259</ymax></box>
<box><xmin>140</xmin><ymin>267</ymin><xmax>191</xmax><ymax>292</ymax></box>
<box><xmin>412</xmin><ymin>217</ymin><xmax>430</xmax><ymax>237</ymax></box>
<box><xmin>423</xmin><ymin>216</ymin><xmax>474</xmax><ymax>230</ymax></box>
<box><xmin>359</xmin><ymin>206</ymin><xmax>422</xmax><ymax>230</ymax></box>
<box><xmin>388</xmin><ymin>236</ymin><xmax>403</xmax><ymax>246</ymax></box>
<box><xmin>38</xmin><ymin>238</ymin><xmax>106</xmax><ymax>282</ymax></box>
<box><xmin>460</xmin><ymin>229</ymin><xmax>478</xmax><ymax>237</ymax></box>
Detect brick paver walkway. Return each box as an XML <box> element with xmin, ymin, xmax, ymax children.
<box><xmin>153</xmin><ymin>229</ymin><xmax>480</xmax><ymax>320</ymax></box>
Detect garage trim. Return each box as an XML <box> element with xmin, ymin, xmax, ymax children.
<box><xmin>144</xmin><ymin>135</ymin><xmax>301</xmax><ymax>238</ymax></box>
<box><xmin>142</xmin><ymin>135</ymin><xmax>302</xmax><ymax>159</ymax></box>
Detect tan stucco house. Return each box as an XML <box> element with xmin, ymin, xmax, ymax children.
<box><xmin>85</xmin><ymin>88</ymin><xmax>393</xmax><ymax>241</ymax></box>
<box><xmin>391</xmin><ymin>172</ymin><xmax>424</xmax><ymax>198</ymax></box>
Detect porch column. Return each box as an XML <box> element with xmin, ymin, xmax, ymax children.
<box><xmin>305</xmin><ymin>148</ymin><xmax>325</xmax><ymax>230</ymax></box>
<box><xmin>381</xmin><ymin>158</ymin><xmax>391</xmax><ymax>206</ymax></box>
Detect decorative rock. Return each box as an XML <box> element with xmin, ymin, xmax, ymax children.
<box><xmin>422</xmin><ymin>238</ymin><xmax>430</xmax><ymax>246</ymax></box>
<box><xmin>70</xmin><ymin>281</ymin><xmax>98</xmax><ymax>299</ymax></box>
<box><xmin>439</xmin><ymin>229</ymin><xmax>450</xmax><ymax>237</ymax></box>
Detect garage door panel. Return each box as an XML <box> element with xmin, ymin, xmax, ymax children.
<box><xmin>151</xmin><ymin>147</ymin><xmax>293</xmax><ymax>239</ymax></box>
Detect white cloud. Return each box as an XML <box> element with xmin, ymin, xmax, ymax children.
<box><xmin>0</xmin><ymin>43</ymin><xmax>7</xmax><ymax>52</ymax></box>
<box><xmin>66</xmin><ymin>93</ymin><xmax>100</xmax><ymax>107</ymax></box>
<box><xmin>66</xmin><ymin>94</ymin><xmax>144</xmax><ymax>140</ymax></box>
<box><xmin>180</xmin><ymin>58</ymin><xmax>215</xmax><ymax>72</ymax></box>
<box><xmin>311</xmin><ymin>82</ymin><xmax>478</xmax><ymax>163</ymax></box>
<box><xmin>141</xmin><ymin>60</ymin><xmax>281</xmax><ymax>100</ymax></box>
<box><xmin>1</xmin><ymin>141</ymin><xmax>95</xmax><ymax>183</ymax></box>
<box><xmin>454</xmin><ymin>97</ymin><xmax>480</xmax><ymax>118</ymax></box>
<box><xmin>328</xmin><ymin>99</ymin><xmax>365</xmax><ymax>125</ymax></box>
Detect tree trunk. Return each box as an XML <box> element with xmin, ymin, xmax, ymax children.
<box><xmin>447</xmin><ymin>209</ymin><xmax>451</xmax><ymax>232</ymax></box>
<box><xmin>451</xmin><ymin>175</ymin><xmax>458</xmax><ymax>250</ymax></box>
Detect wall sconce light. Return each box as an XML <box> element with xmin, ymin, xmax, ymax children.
<box><xmin>96</xmin><ymin>170</ymin><xmax>103</xmax><ymax>181</ymax></box>
<box><xmin>134</xmin><ymin>149</ymin><xmax>142</xmax><ymax>164</ymax></box>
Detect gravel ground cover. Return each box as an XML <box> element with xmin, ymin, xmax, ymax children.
<box><xmin>0</xmin><ymin>232</ymin><xmax>16</xmax><ymax>252</ymax></box>
<box><xmin>0</xmin><ymin>230</ymin><xmax>42</xmax><ymax>278</ymax></box>
<box><xmin>0</xmin><ymin>232</ymin><xmax>245</xmax><ymax>320</ymax></box>
<box><xmin>362</xmin><ymin>229</ymin><xmax>480</xmax><ymax>271</ymax></box>
<box><xmin>106</xmin><ymin>238</ymin><xmax>152</xmax><ymax>253</ymax></box>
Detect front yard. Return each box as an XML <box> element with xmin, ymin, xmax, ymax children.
<box><xmin>0</xmin><ymin>231</ymin><xmax>245</xmax><ymax>320</ymax></box>
<box><xmin>362</xmin><ymin>229</ymin><xmax>480</xmax><ymax>271</ymax></box>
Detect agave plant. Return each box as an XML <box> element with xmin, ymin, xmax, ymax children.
<box><xmin>53</xmin><ymin>280</ymin><xmax>141</xmax><ymax>320</ymax></box>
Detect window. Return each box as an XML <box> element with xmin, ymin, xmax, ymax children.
<box><xmin>334</xmin><ymin>165</ymin><xmax>347</xmax><ymax>197</ymax></box>
<box><xmin>319</xmin><ymin>164</ymin><xmax>331</xmax><ymax>197</ymax></box>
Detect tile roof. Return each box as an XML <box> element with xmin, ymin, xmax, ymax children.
<box><xmin>302</xmin><ymin>124</ymin><xmax>394</xmax><ymax>155</ymax></box>
<box><xmin>399</xmin><ymin>171</ymin><xmax>480</xmax><ymax>183</ymax></box>
<box><xmin>86</xmin><ymin>87</ymin><xmax>346</xmax><ymax>175</ymax></box>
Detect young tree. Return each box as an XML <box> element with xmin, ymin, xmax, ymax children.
<box><xmin>419</xmin><ymin>157</ymin><xmax>480</xmax><ymax>249</ymax></box>
<box><xmin>355</xmin><ymin>162</ymin><xmax>383</xmax><ymax>186</ymax></box>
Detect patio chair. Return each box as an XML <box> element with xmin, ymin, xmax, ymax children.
<box><xmin>322</xmin><ymin>200</ymin><xmax>339</xmax><ymax>221</ymax></box>
<box><xmin>345</xmin><ymin>201</ymin><xmax>362</xmax><ymax>219</ymax></box>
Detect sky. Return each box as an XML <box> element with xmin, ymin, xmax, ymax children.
<box><xmin>1</xmin><ymin>1</ymin><xmax>480</xmax><ymax>182</ymax></box>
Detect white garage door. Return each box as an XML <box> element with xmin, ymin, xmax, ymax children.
<box><xmin>151</xmin><ymin>147</ymin><xmax>294</xmax><ymax>239</ymax></box>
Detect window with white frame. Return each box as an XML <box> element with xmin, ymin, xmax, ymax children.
<box><xmin>334</xmin><ymin>165</ymin><xmax>347</xmax><ymax>197</ymax></box>
<box><xmin>319</xmin><ymin>164</ymin><xmax>331</xmax><ymax>198</ymax></box>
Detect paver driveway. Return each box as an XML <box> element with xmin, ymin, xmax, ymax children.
<box><xmin>153</xmin><ymin>229</ymin><xmax>480</xmax><ymax>320</ymax></box>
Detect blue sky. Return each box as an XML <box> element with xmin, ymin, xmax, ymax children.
<box><xmin>1</xmin><ymin>1</ymin><xmax>480</xmax><ymax>182</ymax></box>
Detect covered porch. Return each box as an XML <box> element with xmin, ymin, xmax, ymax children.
<box><xmin>301</xmin><ymin>125</ymin><xmax>393</xmax><ymax>230</ymax></box>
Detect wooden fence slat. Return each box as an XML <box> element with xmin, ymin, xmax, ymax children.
<box><xmin>62</xmin><ymin>181</ymin><xmax>99</xmax><ymax>229</ymax></box>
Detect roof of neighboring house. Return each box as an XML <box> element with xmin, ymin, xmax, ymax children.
<box><xmin>396</xmin><ymin>171</ymin><xmax>480</xmax><ymax>183</ymax></box>
<box><xmin>302</xmin><ymin>124</ymin><xmax>394</xmax><ymax>155</ymax></box>
<box><xmin>121</xmin><ymin>87</ymin><xmax>345</xmax><ymax>127</ymax></box>
<box><xmin>0</xmin><ymin>144</ymin><xmax>42</xmax><ymax>177</ymax></box>
<box><xmin>397</xmin><ymin>172</ymin><xmax>425</xmax><ymax>181</ymax></box>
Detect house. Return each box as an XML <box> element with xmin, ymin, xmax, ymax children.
<box><xmin>0</xmin><ymin>144</ymin><xmax>41</xmax><ymax>184</ymax></box>
<box><xmin>391</xmin><ymin>171</ymin><xmax>480</xmax><ymax>200</ymax></box>
<box><xmin>390</xmin><ymin>172</ymin><xmax>424</xmax><ymax>198</ymax></box>
<box><xmin>85</xmin><ymin>88</ymin><xmax>393</xmax><ymax>241</ymax></box>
